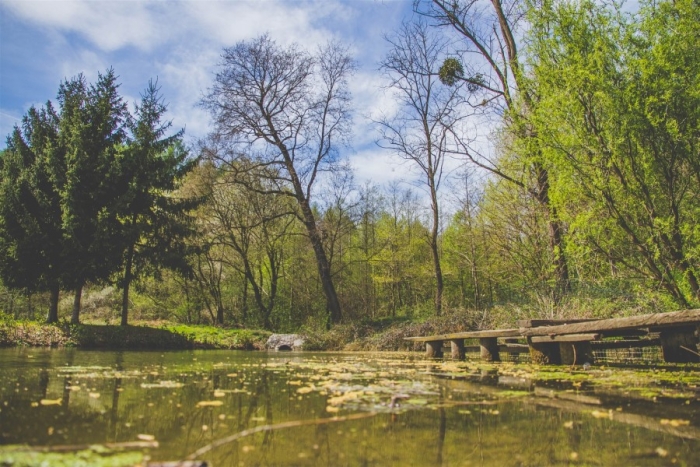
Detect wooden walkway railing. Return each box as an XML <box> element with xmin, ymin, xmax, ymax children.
<box><xmin>405</xmin><ymin>309</ymin><xmax>700</xmax><ymax>364</ymax></box>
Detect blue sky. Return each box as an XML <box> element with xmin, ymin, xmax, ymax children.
<box><xmin>0</xmin><ymin>0</ymin><xmax>421</xmax><ymax>184</ymax></box>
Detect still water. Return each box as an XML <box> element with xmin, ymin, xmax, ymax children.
<box><xmin>0</xmin><ymin>348</ymin><xmax>698</xmax><ymax>466</ymax></box>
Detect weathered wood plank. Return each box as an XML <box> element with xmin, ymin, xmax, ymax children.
<box><xmin>517</xmin><ymin>318</ymin><xmax>599</xmax><ymax>328</ymax></box>
<box><xmin>529</xmin><ymin>333</ymin><xmax>600</xmax><ymax>344</ymax></box>
<box><xmin>405</xmin><ymin>328</ymin><xmax>521</xmax><ymax>342</ymax></box>
<box><xmin>520</xmin><ymin>309</ymin><xmax>700</xmax><ymax>337</ymax></box>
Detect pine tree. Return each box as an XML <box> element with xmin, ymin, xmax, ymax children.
<box><xmin>0</xmin><ymin>103</ymin><xmax>65</xmax><ymax>322</ymax></box>
<box><xmin>116</xmin><ymin>80</ymin><xmax>199</xmax><ymax>326</ymax></box>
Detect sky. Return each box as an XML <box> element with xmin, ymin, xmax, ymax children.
<box><xmin>0</xmin><ymin>0</ymin><xmax>426</xmax><ymax>186</ymax></box>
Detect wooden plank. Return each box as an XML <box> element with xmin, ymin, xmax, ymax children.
<box><xmin>404</xmin><ymin>328</ymin><xmax>521</xmax><ymax>342</ymax></box>
<box><xmin>529</xmin><ymin>333</ymin><xmax>600</xmax><ymax>344</ymax></box>
<box><xmin>517</xmin><ymin>318</ymin><xmax>599</xmax><ymax>328</ymax></box>
<box><xmin>519</xmin><ymin>309</ymin><xmax>700</xmax><ymax>337</ymax></box>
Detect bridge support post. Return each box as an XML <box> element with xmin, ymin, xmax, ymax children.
<box><xmin>479</xmin><ymin>337</ymin><xmax>500</xmax><ymax>362</ymax></box>
<box><xmin>450</xmin><ymin>339</ymin><xmax>465</xmax><ymax>360</ymax></box>
<box><xmin>426</xmin><ymin>340</ymin><xmax>444</xmax><ymax>358</ymax></box>
<box><xmin>528</xmin><ymin>339</ymin><xmax>561</xmax><ymax>365</ymax></box>
<box><xmin>660</xmin><ymin>326</ymin><xmax>699</xmax><ymax>363</ymax></box>
<box><xmin>559</xmin><ymin>342</ymin><xmax>594</xmax><ymax>366</ymax></box>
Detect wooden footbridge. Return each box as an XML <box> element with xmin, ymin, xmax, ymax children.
<box><xmin>405</xmin><ymin>309</ymin><xmax>700</xmax><ymax>365</ymax></box>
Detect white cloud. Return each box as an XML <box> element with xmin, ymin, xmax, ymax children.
<box><xmin>2</xmin><ymin>0</ymin><xmax>175</xmax><ymax>52</ymax></box>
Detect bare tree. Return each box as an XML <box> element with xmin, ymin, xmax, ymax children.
<box><xmin>202</xmin><ymin>35</ymin><xmax>354</xmax><ymax>324</ymax></box>
<box><xmin>417</xmin><ymin>0</ymin><xmax>571</xmax><ymax>299</ymax></box>
<box><xmin>377</xmin><ymin>20</ymin><xmax>467</xmax><ymax>315</ymax></box>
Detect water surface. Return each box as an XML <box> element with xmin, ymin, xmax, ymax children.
<box><xmin>0</xmin><ymin>348</ymin><xmax>698</xmax><ymax>466</ymax></box>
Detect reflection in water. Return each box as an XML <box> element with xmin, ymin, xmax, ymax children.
<box><xmin>0</xmin><ymin>348</ymin><xmax>698</xmax><ymax>466</ymax></box>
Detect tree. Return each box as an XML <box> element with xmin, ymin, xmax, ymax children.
<box><xmin>417</xmin><ymin>0</ymin><xmax>572</xmax><ymax>299</ymax></box>
<box><xmin>527</xmin><ymin>0</ymin><xmax>700</xmax><ymax>306</ymax></box>
<box><xmin>59</xmin><ymin>70</ymin><xmax>130</xmax><ymax>323</ymax></box>
<box><xmin>203</xmin><ymin>35</ymin><xmax>355</xmax><ymax>325</ymax></box>
<box><xmin>199</xmin><ymin>162</ymin><xmax>295</xmax><ymax>328</ymax></box>
<box><xmin>116</xmin><ymin>81</ymin><xmax>199</xmax><ymax>326</ymax></box>
<box><xmin>377</xmin><ymin>20</ymin><xmax>465</xmax><ymax>315</ymax></box>
<box><xmin>0</xmin><ymin>103</ymin><xmax>65</xmax><ymax>322</ymax></box>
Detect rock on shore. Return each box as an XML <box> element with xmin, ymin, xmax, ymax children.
<box><xmin>266</xmin><ymin>334</ymin><xmax>305</xmax><ymax>351</ymax></box>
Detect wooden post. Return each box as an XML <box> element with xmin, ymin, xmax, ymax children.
<box><xmin>528</xmin><ymin>339</ymin><xmax>561</xmax><ymax>365</ymax></box>
<box><xmin>426</xmin><ymin>340</ymin><xmax>444</xmax><ymax>358</ymax></box>
<box><xmin>450</xmin><ymin>339</ymin><xmax>465</xmax><ymax>360</ymax></box>
<box><xmin>660</xmin><ymin>327</ymin><xmax>699</xmax><ymax>363</ymax></box>
<box><xmin>479</xmin><ymin>337</ymin><xmax>500</xmax><ymax>362</ymax></box>
<box><xmin>559</xmin><ymin>342</ymin><xmax>594</xmax><ymax>366</ymax></box>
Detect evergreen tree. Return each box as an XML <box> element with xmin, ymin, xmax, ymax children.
<box><xmin>0</xmin><ymin>103</ymin><xmax>65</xmax><ymax>322</ymax></box>
<box><xmin>116</xmin><ymin>80</ymin><xmax>198</xmax><ymax>326</ymax></box>
<box><xmin>59</xmin><ymin>69</ymin><xmax>130</xmax><ymax>323</ymax></box>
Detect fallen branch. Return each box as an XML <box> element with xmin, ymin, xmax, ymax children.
<box><xmin>4</xmin><ymin>441</ymin><xmax>159</xmax><ymax>452</ymax></box>
<box><xmin>681</xmin><ymin>345</ymin><xmax>700</xmax><ymax>357</ymax></box>
<box><xmin>185</xmin><ymin>412</ymin><xmax>377</xmax><ymax>461</ymax></box>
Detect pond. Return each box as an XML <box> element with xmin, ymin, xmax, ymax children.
<box><xmin>0</xmin><ymin>348</ymin><xmax>698</xmax><ymax>466</ymax></box>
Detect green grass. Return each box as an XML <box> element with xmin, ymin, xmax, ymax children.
<box><xmin>0</xmin><ymin>317</ymin><xmax>270</xmax><ymax>350</ymax></box>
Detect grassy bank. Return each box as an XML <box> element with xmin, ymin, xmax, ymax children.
<box><xmin>0</xmin><ymin>318</ymin><xmax>270</xmax><ymax>350</ymax></box>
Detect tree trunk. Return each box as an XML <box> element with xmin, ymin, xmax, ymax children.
<box><xmin>71</xmin><ymin>285</ymin><xmax>83</xmax><ymax>324</ymax></box>
<box><xmin>298</xmin><ymin>195</ymin><xmax>342</xmax><ymax>324</ymax></box>
<box><xmin>121</xmin><ymin>243</ymin><xmax>134</xmax><ymax>326</ymax></box>
<box><xmin>430</xmin><ymin>184</ymin><xmax>443</xmax><ymax>316</ymax></box>
<box><xmin>216</xmin><ymin>304</ymin><xmax>224</xmax><ymax>325</ymax></box>
<box><xmin>534</xmin><ymin>162</ymin><xmax>571</xmax><ymax>299</ymax></box>
<box><xmin>46</xmin><ymin>284</ymin><xmax>59</xmax><ymax>323</ymax></box>
<box><xmin>431</xmin><ymin>237</ymin><xmax>443</xmax><ymax>316</ymax></box>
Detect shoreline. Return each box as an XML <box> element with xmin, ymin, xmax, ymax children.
<box><xmin>0</xmin><ymin>321</ymin><xmax>271</xmax><ymax>351</ymax></box>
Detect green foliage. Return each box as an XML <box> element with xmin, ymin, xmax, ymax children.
<box><xmin>527</xmin><ymin>0</ymin><xmax>700</xmax><ymax>307</ymax></box>
<box><xmin>0</xmin><ymin>71</ymin><xmax>199</xmax><ymax>325</ymax></box>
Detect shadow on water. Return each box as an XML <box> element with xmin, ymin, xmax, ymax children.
<box><xmin>0</xmin><ymin>349</ymin><xmax>698</xmax><ymax>466</ymax></box>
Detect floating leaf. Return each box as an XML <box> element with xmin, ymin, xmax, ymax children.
<box><xmin>196</xmin><ymin>400</ymin><xmax>224</xmax><ymax>407</ymax></box>
<box><xmin>39</xmin><ymin>398</ymin><xmax>61</xmax><ymax>406</ymax></box>
<box><xmin>141</xmin><ymin>381</ymin><xmax>184</xmax><ymax>389</ymax></box>
<box><xmin>660</xmin><ymin>419</ymin><xmax>690</xmax><ymax>427</ymax></box>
